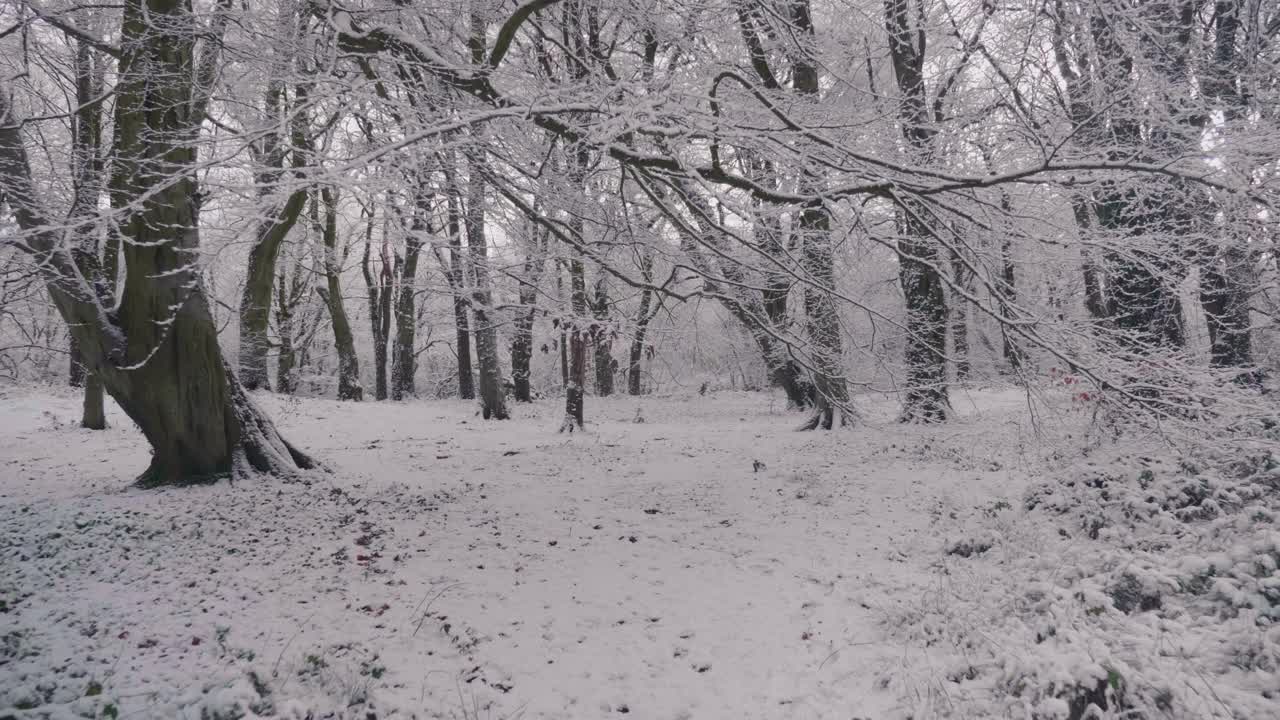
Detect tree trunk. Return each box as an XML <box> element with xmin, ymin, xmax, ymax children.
<box><xmin>0</xmin><ymin>0</ymin><xmax>315</xmax><ymax>484</ymax></box>
<box><xmin>466</xmin><ymin>154</ymin><xmax>509</xmax><ymax>420</ymax></box>
<box><xmin>561</xmin><ymin>145</ymin><xmax>590</xmax><ymax>432</ymax></box>
<box><xmin>275</xmin><ymin>246</ymin><xmax>312</xmax><ymax>395</ymax></box>
<box><xmin>1198</xmin><ymin>1</ymin><xmax>1256</xmax><ymax>383</ymax></box>
<box><xmin>390</xmin><ymin>228</ymin><xmax>424</xmax><ymax>400</ymax></box>
<box><xmin>443</xmin><ymin>176</ymin><xmax>476</xmax><ymax>400</ymax></box>
<box><xmin>511</xmin><ymin>228</ymin><xmax>547</xmax><ymax>403</ymax></box>
<box><xmin>68</xmin><ymin>38</ymin><xmax>106</xmax><ymax>429</ymax></box>
<box><xmin>238</xmin><ymin>188</ymin><xmax>307</xmax><ymax>391</ymax></box>
<box><xmin>388</xmin><ymin>190</ymin><xmax>426</xmax><ymax>401</ymax></box>
<box><xmin>950</xmin><ymin>249</ymin><xmax>971</xmax><ymax>382</ymax></box>
<box><xmin>359</xmin><ymin>208</ymin><xmax>392</xmax><ymax>400</ymax></box>
<box><xmin>997</xmin><ymin>232</ymin><xmax>1025</xmax><ymax>373</ymax></box>
<box><xmin>790</xmin><ymin>0</ymin><xmax>848</xmax><ymax>430</ymax></box>
<box><xmin>886</xmin><ymin>0</ymin><xmax>950</xmax><ymax>422</ymax></box>
<box><xmin>69</xmin><ymin>338</ymin><xmax>87</xmax><ymax>387</ymax></box>
<box><xmin>237</xmin><ymin>78</ymin><xmax>309</xmax><ymax>393</ymax></box>
<box><xmin>317</xmin><ymin>188</ymin><xmax>363</xmax><ymax>401</ymax></box>
<box><xmin>754</xmin><ymin>175</ymin><xmax>812</xmax><ymax>410</ymax></box>
<box><xmin>276</xmin><ymin>263</ymin><xmax>297</xmax><ymax>395</ymax></box>
<box><xmin>627</xmin><ymin>249</ymin><xmax>656</xmax><ymax>396</ymax></box>
<box><xmin>592</xmin><ymin>276</ymin><xmax>614</xmax><ymax>396</ymax></box>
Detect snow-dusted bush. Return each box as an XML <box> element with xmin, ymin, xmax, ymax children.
<box><xmin>888</xmin><ymin>391</ymin><xmax>1280</xmax><ymax>719</ymax></box>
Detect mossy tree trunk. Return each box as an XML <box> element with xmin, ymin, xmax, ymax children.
<box><xmin>0</xmin><ymin>0</ymin><xmax>315</xmax><ymax>484</ymax></box>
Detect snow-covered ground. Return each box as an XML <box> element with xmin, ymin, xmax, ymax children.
<box><xmin>6</xmin><ymin>385</ymin><xmax>1269</xmax><ymax>719</ymax></box>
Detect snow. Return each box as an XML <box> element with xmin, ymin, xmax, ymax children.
<box><xmin>5</xmin><ymin>385</ymin><xmax>1275</xmax><ymax>719</ymax></box>
<box><xmin>0</xmin><ymin>386</ymin><xmax>1042</xmax><ymax>719</ymax></box>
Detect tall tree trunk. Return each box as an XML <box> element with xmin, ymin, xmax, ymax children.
<box><xmin>391</xmin><ymin>190</ymin><xmax>429</xmax><ymax>400</ymax></box>
<box><xmin>886</xmin><ymin>0</ymin><xmax>950</xmax><ymax>422</ymax></box>
<box><xmin>390</xmin><ymin>247</ymin><xmax>423</xmax><ymax>400</ymax></box>
<box><xmin>359</xmin><ymin>206</ymin><xmax>392</xmax><ymax>400</ymax></box>
<box><xmin>755</xmin><ymin>184</ymin><xmax>811</xmax><ymax>409</ymax></box>
<box><xmin>592</xmin><ymin>276</ymin><xmax>613</xmax><ymax>396</ymax></box>
<box><xmin>511</xmin><ymin>227</ymin><xmax>548</xmax><ymax>403</ymax></box>
<box><xmin>443</xmin><ymin>175</ymin><xmax>475</xmax><ymax>400</ymax></box>
<box><xmin>1199</xmin><ymin>0</ymin><xmax>1256</xmax><ymax>382</ymax></box>
<box><xmin>68</xmin><ymin>38</ymin><xmax>106</xmax><ymax>429</ymax></box>
<box><xmin>1091</xmin><ymin>6</ymin><xmax>1189</xmax><ymax>356</ymax></box>
<box><xmin>627</xmin><ymin>249</ymin><xmax>656</xmax><ymax>396</ymax></box>
<box><xmin>69</xmin><ymin>338</ymin><xmax>87</xmax><ymax>387</ymax></box>
<box><xmin>997</xmin><ymin>232</ymin><xmax>1025</xmax><ymax>373</ymax></box>
<box><xmin>950</xmin><ymin>249</ymin><xmax>971</xmax><ymax>382</ymax></box>
<box><xmin>275</xmin><ymin>263</ymin><xmax>297</xmax><ymax>394</ymax></box>
<box><xmin>790</xmin><ymin>0</ymin><xmax>848</xmax><ymax>430</ymax></box>
<box><xmin>0</xmin><ymin>0</ymin><xmax>314</xmax><ymax>484</ymax></box>
<box><xmin>316</xmin><ymin>188</ymin><xmax>363</xmax><ymax>401</ymax></box>
<box><xmin>238</xmin><ymin>187</ymin><xmax>308</xmax><ymax>392</ymax></box>
<box><xmin>561</xmin><ymin>145</ymin><xmax>590</xmax><ymax>432</ymax></box>
<box><xmin>466</xmin><ymin>153</ymin><xmax>509</xmax><ymax>420</ymax></box>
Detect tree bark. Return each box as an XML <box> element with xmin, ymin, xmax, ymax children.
<box><xmin>949</xmin><ymin>249</ymin><xmax>971</xmax><ymax>382</ymax></box>
<box><xmin>316</xmin><ymin>188</ymin><xmax>363</xmax><ymax>401</ymax></box>
<box><xmin>443</xmin><ymin>173</ymin><xmax>476</xmax><ymax>400</ymax></box>
<box><xmin>591</xmin><ymin>276</ymin><xmax>614</xmax><ymax>396</ymax></box>
<box><xmin>886</xmin><ymin>0</ymin><xmax>950</xmax><ymax>422</ymax></box>
<box><xmin>627</xmin><ymin>249</ymin><xmax>656</xmax><ymax>396</ymax></box>
<box><xmin>0</xmin><ymin>0</ymin><xmax>315</xmax><ymax>484</ymax></box>
<box><xmin>238</xmin><ymin>188</ymin><xmax>307</xmax><ymax>391</ymax></box>
<box><xmin>359</xmin><ymin>206</ymin><xmax>392</xmax><ymax>400</ymax></box>
<box><xmin>237</xmin><ymin>78</ymin><xmax>306</xmax><ymax>392</ymax></box>
<box><xmin>561</xmin><ymin>144</ymin><xmax>590</xmax><ymax>432</ymax></box>
<box><xmin>1198</xmin><ymin>0</ymin><xmax>1256</xmax><ymax>382</ymax></box>
<box><xmin>789</xmin><ymin>0</ymin><xmax>848</xmax><ymax>430</ymax></box>
<box><xmin>390</xmin><ymin>199</ymin><xmax>426</xmax><ymax>400</ymax></box>
<box><xmin>466</xmin><ymin>153</ymin><xmax>509</xmax><ymax>420</ymax></box>
<box><xmin>511</xmin><ymin>226</ymin><xmax>548</xmax><ymax>402</ymax></box>
<box><xmin>69</xmin><ymin>37</ymin><xmax>106</xmax><ymax>429</ymax></box>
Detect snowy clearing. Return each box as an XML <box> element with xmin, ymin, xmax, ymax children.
<box><xmin>1</xmin><ymin>387</ymin><xmax>1040</xmax><ymax>719</ymax></box>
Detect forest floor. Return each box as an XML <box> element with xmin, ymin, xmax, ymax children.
<box><xmin>0</xmin><ymin>384</ymin><xmax>1237</xmax><ymax>719</ymax></box>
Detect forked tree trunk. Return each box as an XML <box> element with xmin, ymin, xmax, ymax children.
<box><xmin>0</xmin><ymin>0</ymin><xmax>315</xmax><ymax>485</ymax></box>
<box><xmin>316</xmin><ymin>188</ymin><xmax>363</xmax><ymax>401</ymax></box>
<box><xmin>466</xmin><ymin>154</ymin><xmax>508</xmax><ymax>420</ymax></box>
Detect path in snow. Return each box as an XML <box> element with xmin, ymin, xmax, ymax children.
<box><xmin>0</xmin><ymin>388</ymin><xmax>1034</xmax><ymax>719</ymax></box>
